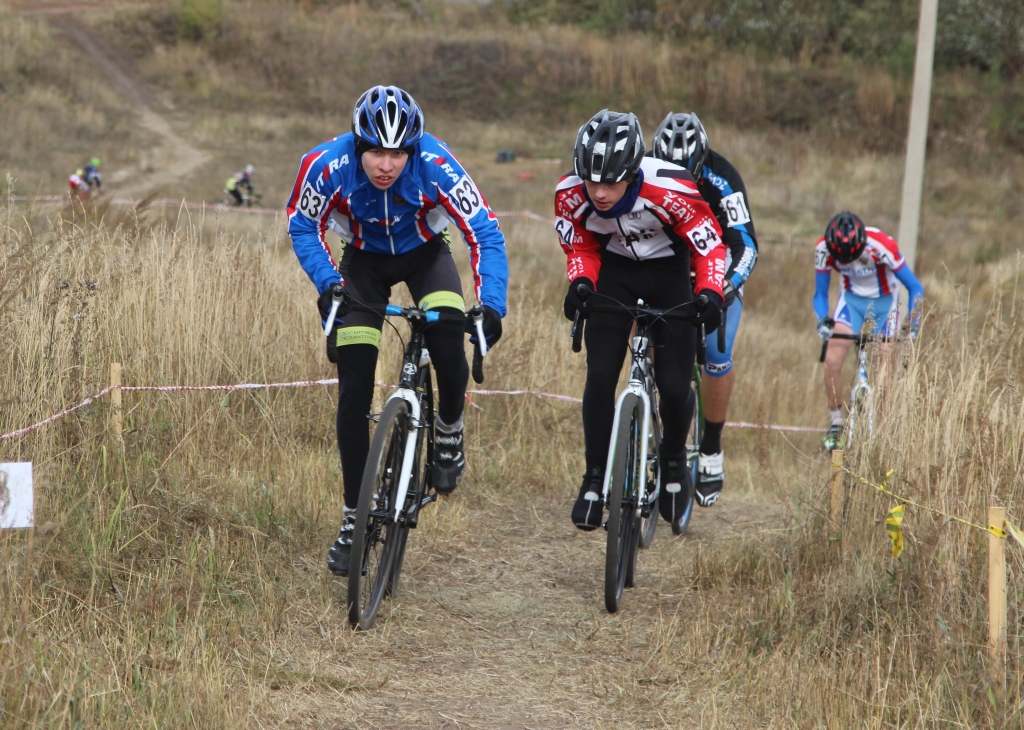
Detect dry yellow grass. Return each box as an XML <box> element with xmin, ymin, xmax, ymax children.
<box><xmin>1</xmin><ymin>187</ymin><xmax>1022</xmax><ymax>725</ymax></box>
<box><xmin>2</xmin><ymin>3</ymin><xmax>1023</xmax><ymax>726</ymax></box>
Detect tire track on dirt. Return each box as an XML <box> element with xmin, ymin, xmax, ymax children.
<box><xmin>45</xmin><ymin>11</ymin><xmax>207</xmax><ymax>199</ymax></box>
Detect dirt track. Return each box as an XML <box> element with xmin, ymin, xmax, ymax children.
<box><xmin>43</xmin><ymin>9</ymin><xmax>207</xmax><ymax>199</ymax></box>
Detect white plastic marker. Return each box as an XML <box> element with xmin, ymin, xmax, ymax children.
<box><xmin>323</xmin><ymin>283</ymin><xmax>345</xmax><ymax>336</ymax></box>
<box><xmin>473</xmin><ymin>308</ymin><xmax>488</xmax><ymax>357</ymax></box>
<box><xmin>0</xmin><ymin>462</ymin><xmax>33</xmax><ymax>529</ymax></box>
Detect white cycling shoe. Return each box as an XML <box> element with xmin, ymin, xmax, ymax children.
<box><xmin>696</xmin><ymin>451</ymin><xmax>724</xmax><ymax>507</ymax></box>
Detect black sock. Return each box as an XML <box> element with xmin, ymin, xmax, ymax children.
<box><xmin>701</xmin><ymin>420</ymin><xmax>725</xmax><ymax>455</ymax></box>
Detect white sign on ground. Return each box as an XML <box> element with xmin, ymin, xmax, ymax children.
<box><xmin>0</xmin><ymin>462</ymin><xmax>33</xmax><ymax>529</ymax></box>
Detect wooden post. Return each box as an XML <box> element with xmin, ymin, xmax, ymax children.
<box><xmin>829</xmin><ymin>449</ymin><xmax>844</xmax><ymax>533</ymax></box>
<box><xmin>988</xmin><ymin>506</ymin><xmax>1007</xmax><ymax>688</ymax></box>
<box><xmin>110</xmin><ymin>362</ymin><xmax>122</xmax><ymax>442</ymax></box>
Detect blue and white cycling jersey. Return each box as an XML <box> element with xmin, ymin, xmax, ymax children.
<box><xmin>286</xmin><ymin>132</ymin><xmax>509</xmax><ymax>316</ymax></box>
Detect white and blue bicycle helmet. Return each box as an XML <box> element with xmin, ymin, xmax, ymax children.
<box><xmin>352</xmin><ymin>85</ymin><xmax>424</xmax><ymax>150</ymax></box>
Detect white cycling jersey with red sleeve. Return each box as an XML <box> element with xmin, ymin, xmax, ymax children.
<box><xmin>553</xmin><ymin>157</ymin><xmax>726</xmax><ymax>297</ymax></box>
<box><xmin>814</xmin><ymin>226</ymin><xmax>905</xmax><ymax>297</ymax></box>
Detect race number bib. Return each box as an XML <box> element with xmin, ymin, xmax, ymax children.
<box><xmin>815</xmin><ymin>246</ymin><xmax>830</xmax><ymax>270</ymax></box>
<box><xmin>298</xmin><ymin>183</ymin><xmax>326</xmax><ymax>219</ymax></box>
<box><xmin>686</xmin><ymin>219</ymin><xmax>722</xmax><ymax>256</ymax></box>
<box><xmin>450</xmin><ymin>175</ymin><xmax>484</xmax><ymax>219</ymax></box>
<box><xmin>720</xmin><ymin>191</ymin><xmax>751</xmax><ymax>227</ymax></box>
<box><xmin>554</xmin><ymin>217</ymin><xmax>574</xmax><ymax>245</ymax></box>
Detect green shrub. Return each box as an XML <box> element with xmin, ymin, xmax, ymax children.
<box><xmin>178</xmin><ymin>0</ymin><xmax>223</xmax><ymax>41</ymax></box>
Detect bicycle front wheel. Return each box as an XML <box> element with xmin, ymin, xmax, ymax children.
<box><xmin>348</xmin><ymin>398</ymin><xmax>410</xmax><ymax>629</ymax></box>
<box><xmin>605</xmin><ymin>393</ymin><xmax>643</xmax><ymax>613</ymax></box>
<box><xmin>638</xmin><ymin>398</ymin><xmax>660</xmax><ymax>550</ymax></box>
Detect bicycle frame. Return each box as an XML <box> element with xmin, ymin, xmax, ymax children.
<box><xmin>846</xmin><ymin>345</ymin><xmax>873</xmax><ymax>440</ymax></box>
<box><xmin>601</xmin><ymin>332</ymin><xmax>654</xmax><ymax>518</ymax></box>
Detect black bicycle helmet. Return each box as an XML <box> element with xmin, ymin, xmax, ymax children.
<box><xmin>652</xmin><ymin>112</ymin><xmax>709</xmax><ymax>177</ymax></box>
<box><xmin>824</xmin><ymin>211</ymin><xmax>867</xmax><ymax>263</ymax></box>
<box><xmin>573</xmin><ymin>110</ymin><xmax>645</xmax><ymax>184</ymax></box>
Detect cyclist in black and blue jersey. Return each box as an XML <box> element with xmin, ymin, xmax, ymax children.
<box><xmin>652</xmin><ymin>112</ymin><xmax>758</xmax><ymax>508</ymax></box>
<box><xmin>287</xmin><ymin>86</ymin><xmax>509</xmax><ymax>577</ymax></box>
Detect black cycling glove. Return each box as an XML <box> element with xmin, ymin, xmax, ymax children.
<box><xmin>722</xmin><ymin>279</ymin><xmax>738</xmax><ymax>307</ymax></box>
<box><xmin>563</xmin><ymin>278</ymin><xmax>594</xmax><ymax>321</ymax></box>
<box><xmin>694</xmin><ymin>289</ymin><xmax>724</xmax><ymax>332</ymax></box>
<box><xmin>466</xmin><ymin>305</ymin><xmax>503</xmax><ymax>347</ymax></box>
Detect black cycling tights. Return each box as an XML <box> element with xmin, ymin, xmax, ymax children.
<box><xmin>335</xmin><ymin>319</ymin><xmax>467</xmax><ymax>507</ymax></box>
<box><xmin>334</xmin><ymin>235</ymin><xmax>469</xmax><ymax>508</ymax></box>
<box><xmin>582</xmin><ymin>255</ymin><xmax>698</xmax><ymax>472</ymax></box>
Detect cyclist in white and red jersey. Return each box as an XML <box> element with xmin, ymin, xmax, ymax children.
<box><xmin>814</xmin><ymin>211</ymin><xmax>924</xmax><ymax>447</ymax></box>
<box><xmin>556</xmin><ymin>109</ymin><xmax>725</xmax><ymax>532</ymax></box>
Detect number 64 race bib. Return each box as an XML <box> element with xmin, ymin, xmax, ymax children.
<box><xmin>686</xmin><ymin>219</ymin><xmax>723</xmax><ymax>256</ymax></box>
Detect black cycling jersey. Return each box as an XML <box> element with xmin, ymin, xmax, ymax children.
<box><xmin>696</xmin><ymin>149</ymin><xmax>758</xmax><ymax>290</ymax></box>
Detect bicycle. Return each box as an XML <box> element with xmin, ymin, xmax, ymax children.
<box><xmin>819</xmin><ymin>332</ymin><xmax>889</xmax><ymax>450</ymax></box>
<box><xmin>322</xmin><ymin>283</ymin><xmax>488</xmax><ymax>630</ymax></box>
<box><xmin>571</xmin><ymin>285</ymin><xmax>709</xmax><ymax>613</ymax></box>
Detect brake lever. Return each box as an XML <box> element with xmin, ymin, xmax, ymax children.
<box><xmin>323</xmin><ymin>282</ymin><xmax>345</xmax><ymax>335</ymax></box>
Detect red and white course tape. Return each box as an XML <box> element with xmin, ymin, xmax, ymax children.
<box><xmin>1</xmin><ymin>378</ymin><xmax>823</xmax><ymax>442</ymax></box>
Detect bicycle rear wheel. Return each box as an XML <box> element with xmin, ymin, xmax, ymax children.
<box><xmin>605</xmin><ymin>394</ymin><xmax>643</xmax><ymax>613</ymax></box>
<box><xmin>638</xmin><ymin>400</ymin><xmax>660</xmax><ymax>549</ymax></box>
<box><xmin>348</xmin><ymin>398</ymin><xmax>409</xmax><ymax>629</ymax></box>
<box><xmin>674</xmin><ymin>381</ymin><xmax>700</xmax><ymax>537</ymax></box>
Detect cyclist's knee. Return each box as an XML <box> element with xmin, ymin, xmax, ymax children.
<box><xmin>704</xmin><ymin>358</ymin><xmax>733</xmax><ymax>378</ymax></box>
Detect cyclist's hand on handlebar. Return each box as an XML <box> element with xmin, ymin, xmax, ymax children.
<box><xmin>722</xmin><ymin>279</ymin><xmax>738</xmax><ymax>307</ymax></box>
<box><xmin>693</xmin><ymin>289</ymin><xmax>723</xmax><ymax>331</ymax></box>
<box><xmin>563</xmin><ymin>277</ymin><xmax>594</xmax><ymax>321</ymax></box>
<box><xmin>465</xmin><ymin>305</ymin><xmax>503</xmax><ymax>347</ymax></box>
<box><xmin>817</xmin><ymin>316</ymin><xmax>835</xmax><ymax>342</ymax></box>
<box><xmin>318</xmin><ymin>282</ymin><xmax>352</xmax><ymax>322</ymax></box>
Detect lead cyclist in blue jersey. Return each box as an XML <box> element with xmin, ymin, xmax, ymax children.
<box><xmin>652</xmin><ymin>112</ymin><xmax>758</xmax><ymax>508</ymax></box>
<box><xmin>287</xmin><ymin>86</ymin><xmax>509</xmax><ymax>577</ymax></box>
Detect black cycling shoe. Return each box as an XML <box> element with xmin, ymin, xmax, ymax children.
<box><xmin>433</xmin><ymin>426</ymin><xmax>465</xmax><ymax>494</ymax></box>
<box><xmin>658</xmin><ymin>450</ymin><xmax>692</xmax><ymax>524</ymax></box>
<box><xmin>571</xmin><ymin>467</ymin><xmax>604</xmax><ymax>531</ymax></box>
<box><xmin>326</xmin><ymin>507</ymin><xmax>356</xmax><ymax>577</ymax></box>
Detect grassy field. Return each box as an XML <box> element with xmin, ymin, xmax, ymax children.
<box><xmin>2</xmin><ymin>2</ymin><xmax>1024</xmax><ymax>727</ymax></box>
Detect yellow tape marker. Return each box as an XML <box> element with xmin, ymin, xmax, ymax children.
<box><xmin>886</xmin><ymin>504</ymin><xmax>906</xmax><ymax>558</ymax></box>
<box><xmin>1004</xmin><ymin>520</ymin><xmax>1024</xmax><ymax>549</ymax></box>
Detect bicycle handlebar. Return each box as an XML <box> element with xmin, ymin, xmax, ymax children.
<box><xmin>819</xmin><ymin>332</ymin><xmax>894</xmax><ymax>362</ymax></box>
<box><xmin>325</xmin><ymin>283</ymin><xmax>486</xmax><ymax>382</ymax></box>
<box><xmin>569</xmin><ymin>283</ymin><xmax>710</xmax><ymax>364</ymax></box>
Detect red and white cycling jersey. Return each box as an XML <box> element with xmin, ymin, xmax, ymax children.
<box><xmin>554</xmin><ymin>157</ymin><xmax>725</xmax><ymax>296</ymax></box>
<box><xmin>814</xmin><ymin>226</ymin><xmax>906</xmax><ymax>298</ymax></box>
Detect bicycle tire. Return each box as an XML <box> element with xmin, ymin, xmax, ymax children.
<box><xmin>388</xmin><ymin>370</ymin><xmax>433</xmax><ymax>598</ymax></box>
<box><xmin>348</xmin><ymin>398</ymin><xmax>409</xmax><ymax>629</ymax></box>
<box><xmin>606</xmin><ymin>393</ymin><xmax>642</xmax><ymax>613</ymax></box>
<box><xmin>674</xmin><ymin>381</ymin><xmax>700</xmax><ymax>536</ymax></box>
<box><xmin>638</xmin><ymin>397</ymin><xmax>660</xmax><ymax>549</ymax></box>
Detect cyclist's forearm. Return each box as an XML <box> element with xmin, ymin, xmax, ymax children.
<box><xmin>724</xmin><ymin>228</ymin><xmax>757</xmax><ymax>287</ymax></box>
<box><xmin>813</xmin><ymin>271</ymin><xmax>831</xmax><ymax>319</ymax></box>
<box><xmin>895</xmin><ymin>265</ymin><xmax>925</xmax><ymax>326</ymax></box>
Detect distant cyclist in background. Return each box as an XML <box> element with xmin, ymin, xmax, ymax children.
<box><xmin>68</xmin><ymin>169</ymin><xmax>92</xmax><ymax>200</ymax></box>
<box><xmin>557</xmin><ymin>109</ymin><xmax>725</xmax><ymax>532</ymax></box>
<box><xmin>652</xmin><ymin>112</ymin><xmax>757</xmax><ymax>508</ymax></box>
<box><xmin>224</xmin><ymin>164</ymin><xmax>258</xmax><ymax>206</ymax></box>
<box><xmin>82</xmin><ymin>157</ymin><xmax>103</xmax><ymax>193</ymax></box>
<box><xmin>814</xmin><ymin>211</ymin><xmax>924</xmax><ymax>450</ymax></box>
<box><xmin>287</xmin><ymin>85</ymin><xmax>508</xmax><ymax>577</ymax></box>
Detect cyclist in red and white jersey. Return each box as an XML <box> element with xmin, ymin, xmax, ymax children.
<box><xmin>556</xmin><ymin>110</ymin><xmax>725</xmax><ymax>532</ymax></box>
<box><xmin>814</xmin><ymin>211</ymin><xmax>924</xmax><ymax>448</ymax></box>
